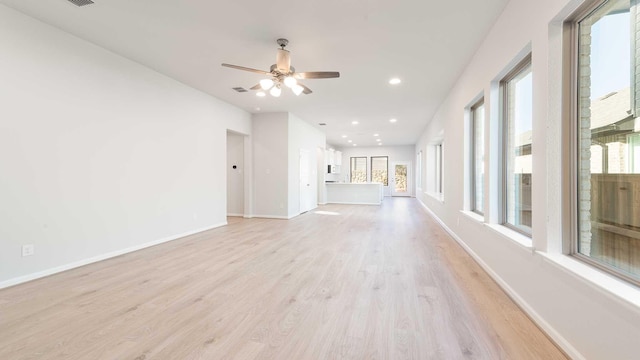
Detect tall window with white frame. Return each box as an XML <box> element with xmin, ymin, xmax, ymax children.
<box><xmin>501</xmin><ymin>55</ymin><xmax>533</xmax><ymax>235</ymax></box>
<box><xmin>371</xmin><ymin>156</ymin><xmax>388</xmax><ymax>185</ymax></box>
<box><xmin>472</xmin><ymin>100</ymin><xmax>485</xmax><ymax>215</ymax></box>
<box><xmin>350</xmin><ymin>157</ymin><xmax>367</xmax><ymax>183</ymax></box>
<box><xmin>416</xmin><ymin>151</ymin><xmax>423</xmax><ymax>191</ymax></box>
<box><xmin>575</xmin><ymin>0</ymin><xmax>640</xmax><ymax>283</ymax></box>
<box><xmin>436</xmin><ymin>143</ymin><xmax>444</xmax><ymax>196</ymax></box>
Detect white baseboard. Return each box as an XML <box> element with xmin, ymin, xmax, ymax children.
<box><xmin>0</xmin><ymin>222</ymin><xmax>227</xmax><ymax>290</ymax></box>
<box><xmin>416</xmin><ymin>200</ymin><xmax>584</xmax><ymax>360</ymax></box>
<box><xmin>251</xmin><ymin>214</ymin><xmax>293</xmax><ymax>220</ymax></box>
<box><xmin>227</xmin><ymin>213</ymin><xmax>244</xmax><ymax>217</ymax></box>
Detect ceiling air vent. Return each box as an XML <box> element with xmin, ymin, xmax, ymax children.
<box><xmin>68</xmin><ymin>0</ymin><xmax>94</xmax><ymax>6</ymax></box>
<box><xmin>232</xmin><ymin>87</ymin><xmax>248</xmax><ymax>93</ymax></box>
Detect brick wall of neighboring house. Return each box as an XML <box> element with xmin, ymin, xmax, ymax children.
<box><xmin>579</xmin><ymin>17</ymin><xmax>593</xmax><ymax>255</ymax></box>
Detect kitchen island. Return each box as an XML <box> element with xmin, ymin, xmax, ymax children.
<box><xmin>325</xmin><ymin>182</ymin><xmax>384</xmax><ymax>205</ymax></box>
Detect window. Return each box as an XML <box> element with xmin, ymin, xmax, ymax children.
<box><xmin>471</xmin><ymin>100</ymin><xmax>485</xmax><ymax>215</ymax></box>
<box><xmin>575</xmin><ymin>0</ymin><xmax>640</xmax><ymax>283</ymax></box>
<box><xmin>436</xmin><ymin>143</ymin><xmax>444</xmax><ymax>195</ymax></box>
<box><xmin>371</xmin><ymin>156</ymin><xmax>388</xmax><ymax>185</ymax></box>
<box><xmin>501</xmin><ymin>55</ymin><xmax>532</xmax><ymax>235</ymax></box>
<box><xmin>417</xmin><ymin>151</ymin><xmax>423</xmax><ymax>190</ymax></box>
<box><xmin>350</xmin><ymin>157</ymin><xmax>367</xmax><ymax>183</ymax></box>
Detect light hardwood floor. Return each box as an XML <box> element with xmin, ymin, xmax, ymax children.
<box><xmin>0</xmin><ymin>198</ymin><xmax>567</xmax><ymax>359</ymax></box>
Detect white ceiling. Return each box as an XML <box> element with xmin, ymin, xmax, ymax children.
<box><xmin>1</xmin><ymin>0</ymin><xmax>508</xmax><ymax>147</ymax></box>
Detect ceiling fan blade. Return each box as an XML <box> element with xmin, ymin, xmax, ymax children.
<box><xmin>249</xmin><ymin>83</ymin><xmax>262</xmax><ymax>90</ymax></box>
<box><xmin>294</xmin><ymin>71</ymin><xmax>340</xmax><ymax>79</ymax></box>
<box><xmin>299</xmin><ymin>82</ymin><xmax>313</xmax><ymax>94</ymax></box>
<box><xmin>276</xmin><ymin>49</ymin><xmax>291</xmax><ymax>73</ymax></box>
<box><xmin>221</xmin><ymin>63</ymin><xmax>270</xmax><ymax>75</ymax></box>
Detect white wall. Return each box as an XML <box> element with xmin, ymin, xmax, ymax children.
<box><xmin>0</xmin><ymin>5</ymin><xmax>251</xmax><ymax>286</ymax></box>
<box><xmin>251</xmin><ymin>113</ymin><xmax>289</xmax><ymax>218</ymax></box>
<box><xmin>251</xmin><ymin>112</ymin><xmax>325</xmax><ymax>218</ymax></box>
<box><xmin>288</xmin><ymin>113</ymin><xmax>325</xmax><ymax>217</ymax></box>
<box><xmin>415</xmin><ymin>0</ymin><xmax>640</xmax><ymax>359</ymax></box>
<box><xmin>226</xmin><ymin>132</ymin><xmax>244</xmax><ymax>216</ymax></box>
<box><xmin>336</xmin><ymin>145</ymin><xmax>416</xmax><ymax>197</ymax></box>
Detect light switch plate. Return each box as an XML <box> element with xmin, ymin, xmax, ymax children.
<box><xmin>22</xmin><ymin>244</ymin><xmax>34</xmax><ymax>257</ymax></box>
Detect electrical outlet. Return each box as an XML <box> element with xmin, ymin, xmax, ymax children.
<box><xmin>22</xmin><ymin>244</ymin><xmax>35</xmax><ymax>257</ymax></box>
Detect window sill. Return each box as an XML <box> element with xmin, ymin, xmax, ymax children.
<box><xmin>460</xmin><ymin>210</ymin><xmax>484</xmax><ymax>224</ymax></box>
<box><xmin>426</xmin><ymin>191</ymin><xmax>444</xmax><ymax>203</ymax></box>
<box><xmin>539</xmin><ymin>253</ymin><xmax>640</xmax><ymax>310</ymax></box>
<box><xmin>485</xmin><ymin>223</ymin><xmax>533</xmax><ymax>249</ymax></box>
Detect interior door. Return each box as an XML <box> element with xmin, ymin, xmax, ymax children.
<box><xmin>299</xmin><ymin>149</ymin><xmax>313</xmax><ymax>213</ymax></box>
<box><xmin>226</xmin><ymin>131</ymin><xmax>244</xmax><ymax>216</ymax></box>
<box><xmin>391</xmin><ymin>161</ymin><xmax>411</xmax><ymax>197</ymax></box>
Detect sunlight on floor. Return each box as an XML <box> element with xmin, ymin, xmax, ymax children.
<box><xmin>314</xmin><ymin>211</ymin><xmax>341</xmax><ymax>216</ymax></box>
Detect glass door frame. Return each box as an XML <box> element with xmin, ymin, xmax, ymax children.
<box><xmin>391</xmin><ymin>161</ymin><xmax>411</xmax><ymax>197</ymax></box>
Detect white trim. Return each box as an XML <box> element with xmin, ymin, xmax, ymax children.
<box><xmin>0</xmin><ymin>222</ymin><xmax>227</xmax><ymax>290</ymax></box>
<box><xmin>251</xmin><ymin>214</ymin><xmax>295</xmax><ymax>220</ymax></box>
<box><xmin>227</xmin><ymin>213</ymin><xmax>244</xmax><ymax>217</ymax></box>
<box><xmin>417</xmin><ymin>200</ymin><xmax>585</xmax><ymax>360</ymax></box>
<box><xmin>426</xmin><ymin>191</ymin><xmax>444</xmax><ymax>203</ymax></box>
<box><xmin>459</xmin><ymin>210</ymin><xmax>485</xmax><ymax>223</ymax></box>
<box><xmin>485</xmin><ymin>223</ymin><xmax>533</xmax><ymax>249</ymax></box>
<box><xmin>539</xmin><ymin>253</ymin><xmax>640</xmax><ymax>312</ymax></box>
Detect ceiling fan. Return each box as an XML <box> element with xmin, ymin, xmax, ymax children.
<box><xmin>222</xmin><ymin>38</ymin><xmax>340</xmax><ymax>97</ymax></box>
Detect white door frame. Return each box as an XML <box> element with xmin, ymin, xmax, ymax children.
<box><xmin>299</xmin><ymin>149</ymin><xmax>313</xmax><ymax>213</ymax></box>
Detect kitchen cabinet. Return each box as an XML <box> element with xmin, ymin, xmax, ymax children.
<box><xmin>325</xmin><ymin>149</ymin><xmax>341</xmax><ymax>166</ymax></box>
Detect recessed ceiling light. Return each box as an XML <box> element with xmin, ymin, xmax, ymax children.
<box><xmin>389</xmin><ymin>118</ymin><xmax>397</xmax><ymax>123</ymax></box>
<box><xmin>352</xmin><ymin>121</ymin><xmax>359</xmax><ymax>125</ymax></box>
<box><xmin>342</xmin><ymin>135</ymin><xmax>347</xmax><ymax>138</ymax></box>
<box><xmin>348</xmin><ymin>140</ymin><xmax>353</xmax><ymax>143</ymax></box>
<box><xmin>376</xmin><ymin>138</ymin><xmax>381</xmax><ymax>142</ymax></box>
<box><xmin>378</xmin><ymin>143</ymin><xmax>383</xmax><ymax>146</ymax></box>
<box><xmin>389</xmin><ymin>78</ymin><xmax>401</xmax><ymax>85</ymax></box>
<box><xmin>256</xmin><ymin>91</ymin><xmax>266</xmax><ymax>97</ymax></box>
<box><xmin>353</xmin><ymin>144</ymin><xmax>357</xmax><ymax>146</ymax></box>
<box><xmin>373</xmin><ymin>133</ymin><xmax>379</xmax><ymax>137</ymax></box>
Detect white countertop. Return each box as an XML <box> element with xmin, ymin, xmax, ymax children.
<box><xmin>325</xmin><ymin>182</ymin><xmax>383</xmax><ymax>205</ymax></box>
<box><xmin>325</xmin><ymin>182</ymin><xmax>383</xmax><ymax>185</ymax></box>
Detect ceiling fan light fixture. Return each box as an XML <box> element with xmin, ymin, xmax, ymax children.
<box><xmin>270</xmin><ymin>85</ymin><xmax>282</xmax><ymax>97</ymax></box>
<box><xmin>292</xmin><ymin>84</ymin><xmax>304</xmax><ymax>96</ymax></box>
<box><xmin>222</xmin><ymin>39</ymin><xmax>340</xmax><ymax>98</ymax></box>
<box><xmin>260</xmin><ymin>78</ymin><xmax>274</xmax><ymax>90</ymax></box>
<box><xmin>284</xmin><ymin>76</ymin><xmax>297</xmax><ymax>88</ymax></box>
<box><xmin>276</xmin><ymin>48</ymin><xmax>291</xmax><ymax>73</ymax></box>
